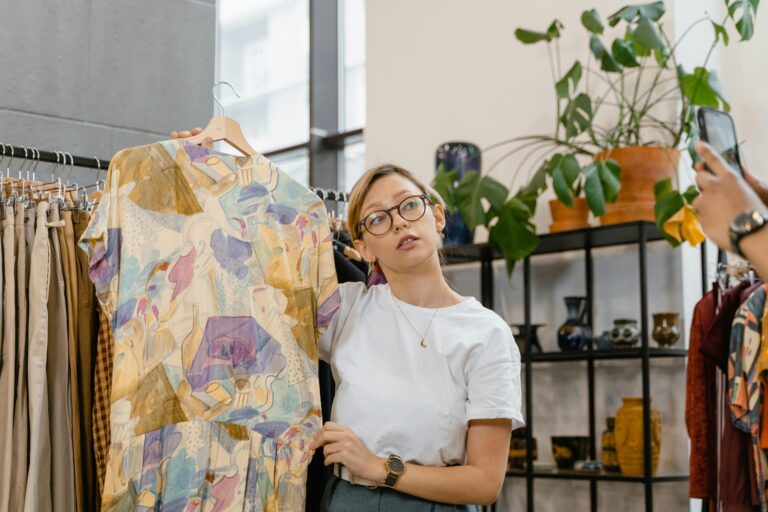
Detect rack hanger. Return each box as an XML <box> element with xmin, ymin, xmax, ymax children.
<box><xmin>714</xmin><ymin>258</ymin><xmax>756</xmax><ymax>291</ymax></box>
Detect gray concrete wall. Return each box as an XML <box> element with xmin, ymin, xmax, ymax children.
<box><xmin>0</xmin><ymin>0</ymin><xmax>216</xmax><ymax>183</ymax></box>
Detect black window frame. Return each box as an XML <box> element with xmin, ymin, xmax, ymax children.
<box><xmin>261</xmin><ymin>0</ymin><xmax>363</xmax><ymax>192</ymax></box>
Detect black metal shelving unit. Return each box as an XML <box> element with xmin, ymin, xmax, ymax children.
<box><xmin>443</xmin><ymin>221</ymin><xmax>703</xmax><ymax>512</ymax></box>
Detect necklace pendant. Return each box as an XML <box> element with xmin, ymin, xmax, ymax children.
<box><xmin>420</xmin><ymin>338</ymin><xmax>427</xmax><ymax>348</ymax></box>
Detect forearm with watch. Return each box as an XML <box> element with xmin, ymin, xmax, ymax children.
<box><xmin>366</xmin><ymin>454</ymin><xmax>502</xmax><ymax>506</ymax></box>
<box><xmin>729</xmin><ymin>209</ymin><xmax>768</xmax><ymax>278</ymax></box>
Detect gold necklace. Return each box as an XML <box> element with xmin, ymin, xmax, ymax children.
<box><xmin>389</xmin><ymin>286</ymin><xmax>444</xmax><ymax>348</ymax></box>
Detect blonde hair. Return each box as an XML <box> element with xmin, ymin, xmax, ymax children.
<box><xmin>347</xmin><ymin>164</ymin><xmax>445</xmax><ymax>240</ymax></box>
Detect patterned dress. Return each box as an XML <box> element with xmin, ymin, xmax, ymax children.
<box><xmin>80</xmin><ymin>140</ymin><xmax>340</xmax><ymax>511</ymax></box>
<box><xmin>728</xmin><ymin>285</ymin><xmax>768</xmax><ymax>511</ymax></box>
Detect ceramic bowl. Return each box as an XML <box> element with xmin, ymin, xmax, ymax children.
<box><xmin>551</xmin><ymin>436</ymin><xmax>590</xmax><ymax>470</ymax></box>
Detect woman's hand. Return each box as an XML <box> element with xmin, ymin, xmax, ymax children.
<box><xmin>170</xmin><ymin>127</ymin><xmax>204</xmax><ymax>139</ymax></box>
<box><xmin>693</xmin><ymin>141</ymin><xmax>766</xmax><ymax>251</ymax></box>
<box><xmin>310</xmin><ymin>422</ymin><xmax>386</xmax><ymax>483</ymax></box>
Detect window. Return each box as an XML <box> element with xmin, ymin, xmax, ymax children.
<box><xmin>340</xmin><ymin>0</ymin><xmax>366</xmax><ymax>131</ymax></box>
<box><xmin>218</xmin><ymin>0</ymin><xmax>309</xmax><ymax>152</ymax></box>
<box><xmin>216</xmin><ymin>0</ymin><xmax>365</xmax><ymax>191</ymax></box>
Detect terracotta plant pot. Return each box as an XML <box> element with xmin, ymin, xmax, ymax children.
<box><xmin>614</xmin><ymin>397</ymin><xmax>662</xmax><ymax>476</ymax></box>
<box><xmin>596</xmin><ymin>147</ymin><xmax>679</xmax><ymax>226</ymax></box>
<box><xmin>549</xmin><ymin>197</ymin><xmax>590</xmax><ymax>233</ymax></box>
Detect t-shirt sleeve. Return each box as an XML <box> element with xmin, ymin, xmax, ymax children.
<box><xmin>318</xmin><ymin>281</ymin><xmax>366</xmax><ymax>363</ymax></box>
<box><xmin>465</xmin><ymin>320</ymin><xmax>525</xmax><ymax>430</ymax></box>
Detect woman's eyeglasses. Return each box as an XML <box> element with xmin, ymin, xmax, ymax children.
<box><xmin>358</xmin><ymin>195</ymin><xmax>432</xmax><ymax>237</ymax></box>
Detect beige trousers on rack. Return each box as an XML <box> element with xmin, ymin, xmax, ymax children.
<box><xmin>9</xmin><ymin>206</ymin><xmax>32</xmax><ymax>511</ymax></box>
<box><xmin>0</xmin><ymin>206</ymin><xmax>17</xmax><ymax>512</ymax></box>
<box><xmin>47</xmin><ymin>205</ymin><xmax>75</xmax><ymax>512</ymax></box>
<box><xmin>24</xmin><ymin>202</ymin><xmax>53</xmax><ymax>512</ymax></box>
<box><xmin>73</xmin><ymin>210</ymin><xmax>97</xmax><ymax>507</ymax></box>
<box><xmin>60</xmin><ymin>209</ymin><xmax>85</xmax><ymax>511</ymax></box>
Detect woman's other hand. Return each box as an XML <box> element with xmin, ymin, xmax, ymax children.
<box><xmin>693</xmin><ymin>141</ymin><xmax>766</xmax><ymax>251</ymax></box>
<box><xmin>310</xmin><ymin>421</ymin><xmax>387</xmax><ymax>483</ymax></box>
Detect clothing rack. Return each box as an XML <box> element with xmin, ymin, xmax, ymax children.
<box><xmin>0</xmin><ymin>144</ymin><xmax>109</xmax><ymax>171</ymax></box>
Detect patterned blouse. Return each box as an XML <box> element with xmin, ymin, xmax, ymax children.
<box><xmin>80</xmin><ymin>140</ymin><xmax>340</xmax><ymax>511</ymax></box>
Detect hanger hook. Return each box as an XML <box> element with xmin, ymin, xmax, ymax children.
<box><xmin>65</xmin><ymin>152</ymin><xmax>75</xmax><ymax>182</ymax></box>
<box><xmin>93</xmin><ymin>156</ymin><xmax>104</xmax><ymax>182</ymax></box>
<box><xmin>6</xmin><ymin>145</ymin><xmax>14</xmax><ymax>179</ymax></box>
<box><xmin>30</xmin><ymin>148</ymin><xmax>39</xmax><ymax>181</ymax></box>
<box><xmin>52</xmin><ymin>151</ymin><xmax>62</xmax><ymax>179</ymax></box>
<box><xmin>18</xmin><ymin>146</ymin><xmax>28</xmax><ymax>177</ymax></box>
<box><xmin>212</xmin><ymin>81</ymin><xmax>240</xmax><ymax>118</ymax></box>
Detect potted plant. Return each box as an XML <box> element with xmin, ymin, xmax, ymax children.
<box><xmin>473</xmin><ymin>0</ymin><xmax>757</xmax><ymax>249</ymax></box>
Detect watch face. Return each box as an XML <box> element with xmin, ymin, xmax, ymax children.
<box><xmin>388</xmin><ymin>456</ymin><xmax>405</xmax><ymax>473</ymax></box>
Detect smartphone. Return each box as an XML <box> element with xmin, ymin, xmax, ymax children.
<box><xmin>697</xmin><ymin>107</ymin><xmax>744</xmax><ymax>175</ymax></box>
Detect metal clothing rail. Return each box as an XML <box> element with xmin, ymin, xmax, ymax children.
<box><xmin>1</xmin><ymin>144</ymin><xmax>108</xmax><ymax>171</ymax></box>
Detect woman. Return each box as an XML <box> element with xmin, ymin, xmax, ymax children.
<box><xmin>172</xmin><ymin>129</ymin><xmax>524</xmax><ymax>510</ymax></box>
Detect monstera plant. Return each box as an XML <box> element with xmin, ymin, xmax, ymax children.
<box><xmin>434</xmin><ymin>0</ymin><xmax>760</xmax><ymax>274</ymax></box>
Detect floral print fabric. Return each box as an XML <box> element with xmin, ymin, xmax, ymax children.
<box><xmin>80</xmin><ymin>140</ymin><xmax>340</xmax><ymax>511</ymax></box>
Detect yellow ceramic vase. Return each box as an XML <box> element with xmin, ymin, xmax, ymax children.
<box><xmin>614</xmin><ymin>397</ymin><xmax>662</xmax><ymax>476</ymax></box>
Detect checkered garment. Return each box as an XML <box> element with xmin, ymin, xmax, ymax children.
<box><xmin>92</xmin><ymin>306</ymin><xmax>114</xmax><ymax>498</ymax></box>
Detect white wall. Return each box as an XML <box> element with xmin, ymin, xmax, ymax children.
<box><xmin>365</xmin><ymin>0</ymin><xmax>768</xmax><ymax>510</ymax></box>
<box><xmin>719</xmin><ymin>4</ymin><xmax>768</xmax><ymax>177</ymax></box>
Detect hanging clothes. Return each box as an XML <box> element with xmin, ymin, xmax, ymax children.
<box><xmin>0</xmin><ymin>173</ymin><xmax>106</xmax><ymax>512</ymax></box>
<box><xmin>79</xmin><ymin>140</ymin><xmax>340</xmax><ymax>511</ymax></box>
<box><xmin>9</xmin><ymin>206</ymin><xmax>33</xmax><ymax>512</ymax></box>
<box><xmin>729</xmin><ymin>285</ymin><xmax>768</xmax><ymax>511</ymax></box>
<box><xmin>688</xmin><ymin>279</ymin><xmax>762</xmax><ymax>512</ymax></box>
<box><xmin>0</xmin><ymin>205</ymin><xmax>16</xmax><ymax>510</ymax></box>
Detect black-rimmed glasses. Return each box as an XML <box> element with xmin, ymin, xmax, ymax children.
<box><xmin>358</xmin><ymin>194</ymin><xmax>432</xmax><ymax>237</ymax></box>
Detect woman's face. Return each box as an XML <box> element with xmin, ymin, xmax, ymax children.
<box><xmin>354</xmin><ymin>173</ymin><xmax>445</xmax><ymax>273</ymax></box>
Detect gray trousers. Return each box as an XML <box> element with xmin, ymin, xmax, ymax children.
<box><xmin>321</xmin><ymin>476</ymin><xmax>480</xmax><ymax>512</ymax></box>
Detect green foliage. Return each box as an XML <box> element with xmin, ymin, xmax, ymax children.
<box><xmin>435</xmin><ymin>0</ymin><xmax>760</xmax><ymax>271</ymax></box>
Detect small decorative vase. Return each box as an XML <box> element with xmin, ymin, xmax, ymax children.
<box><xmin>558</xmin><ymin>297</ymin><xmax>591</xmax><ymax>351</ymax></box>
<box><xmin>610</xmin><ymin>319</ymin><xmax>640</xmax><ymax>347</ymax></box>
<box><xmin>511</xmin><ymin>324</ymin><xmax>544</xmax><ymax>354</ymax></box>
<box><xmin>601</xmin><ymin>417</ymin><xmax>620</xmax><ymax>472</ymax></box>
<box><xmin>614</xmin><ymin>397</ymin><xmax>662</xmax><ymax>476</ymax></box>
<box><xmin>652</xmin><ymin>313</ymin><xmax>680</xmax><ymax>347</ymax></box>
<box><xmin>435</xmin><ymin>142</ymin><xmax>480</xmax><ymax>246</ymax></box>
<box><xmin>508</xmin><ymin>428</ymin><xmax>537</xmax><ymax>470</ymax></box>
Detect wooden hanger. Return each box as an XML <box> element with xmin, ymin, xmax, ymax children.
<box><xmin>185</xmin><ymin>82</ymin><xmax>259</xmax><ymax>158</ymax></box>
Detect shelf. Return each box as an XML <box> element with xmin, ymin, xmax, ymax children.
<box><xmin>442</xmin><ymin>221</ymin><xmax>665</xmax><ymax>265</ymax></box>
<box><xmin>506</xmin><ymin>469</ymin><xmax>689</xmax><ymax>483</ymax></box>
<box><xmin>525</xmin><ymin>348</ymin><xmax>687</xmax><ymax>363</ymax></box>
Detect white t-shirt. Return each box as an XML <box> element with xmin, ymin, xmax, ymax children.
<box><xmin>318</xmin><ymin>282</ymin><xmax>524</xmax><ymax>467</ymax></box>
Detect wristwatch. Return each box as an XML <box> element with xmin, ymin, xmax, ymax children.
<box><xmin>383</xmin><ymin>454</ymin><xmax>405</xmax><ymax>487</ymax></box>
<box><xmin>729</xmin><ymin>209</ymin><xmax>768</xmax><ymax>258</ymax></box>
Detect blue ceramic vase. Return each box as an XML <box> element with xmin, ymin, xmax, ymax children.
<box><xmin>435</xmin><ymin>142</ymin><xmax>480</xmax><ymax>246</ymax></box>
<box><xmin>558</xmin><ymin>296</ymin><xmax>591</xmax><ymax>351</ymax></box>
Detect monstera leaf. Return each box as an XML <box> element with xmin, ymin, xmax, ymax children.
<box><xmin>455</xmin><ymin>171</ymin><xmax>508</xmax><ymax>231</ymax></box>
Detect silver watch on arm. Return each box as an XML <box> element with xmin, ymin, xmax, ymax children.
<box><xmin>729</xmin><ymin>209</ymin><xmax>768</xmax><ymax>258</ymax></box>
